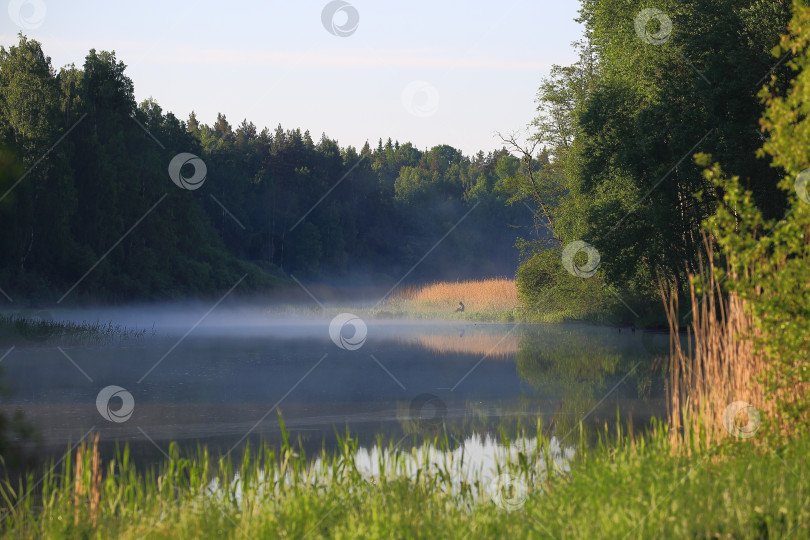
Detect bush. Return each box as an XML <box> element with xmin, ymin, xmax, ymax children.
<box><xmin>516</xmin><ymin>247</ymin><xmax>617</xmax><ymax>323</ymax></box>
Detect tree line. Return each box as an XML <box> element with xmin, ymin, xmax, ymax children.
<box><xmin>0</xmin><ymin>34</ymin><xmax>533</xmax><ymax>303</ymax></box>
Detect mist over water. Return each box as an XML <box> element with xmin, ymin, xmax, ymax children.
<box><xmin>42</xmin><ymin>302</ymin><xmax>487</xmax><ymax>341</ymax></box>
<box><xmin>1</xmin><ymin>302</ymin><xmax>668</xmax><ymax>469</ymax></box>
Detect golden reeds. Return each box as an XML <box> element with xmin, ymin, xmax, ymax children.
<box><xmin>73</xmin><ymin>441</ymin><xmax>83</xmax><ymax>526</ymax></box>
<box><xmin>74</xmin><ymin>432</ymin><xmax>102</xmax><ymax>527</ymax></box>
<box><xmin>394</xmin><ymin>278</ymin><xmax>518</xmax><ymax>312</ymax></box>
<box><xmin>663</xmin><ymin>238</ymin><xmax>770</xmax><ymax>453</ymax></box>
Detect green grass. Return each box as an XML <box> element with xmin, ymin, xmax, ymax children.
<box><xmin>0</xmin><ymin>417</ymin><xmax>807</xmax><ymax>539</ymax></box>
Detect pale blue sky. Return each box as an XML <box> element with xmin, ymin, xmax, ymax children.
<box><xmin>1</xmin><ymin>0</ymin><xmax>584</xmax><ymax>155</ymax></box>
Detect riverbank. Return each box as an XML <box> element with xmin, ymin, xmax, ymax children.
<box><xmin>1</xmin><ymin>276</ymin><xmax>675</xmax><ymax>331</ymax></box>
<box><xmin>374</xmin><ymin>278</ymin><xmax>520</xmax><ymax>322</ymax></box>
<box><xmin>374</xmin><ymin>278</ymin><xmax>672</xmax><ymax>327</ymax></box>
<box><xmin>1</xmin><ymin>421</ymin><xmax>806</xmax><ymax>538</ymax></box>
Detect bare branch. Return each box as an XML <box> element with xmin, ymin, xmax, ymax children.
<box><xmin>498</xmin><ymin>131</ymin><xmax>561</xmax><ymax>246</ymax></box>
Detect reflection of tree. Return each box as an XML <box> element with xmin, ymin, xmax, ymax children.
<box><xmin>392</xmin><ymin>324</ymin><xmax>666</xmax><ymax>446</ymax></box>
<box><xmin>0</xmin><ymin>365</ymin><xmax>39</xmax><ymax>474</ymax></box>
<box><xmin>515</xmin><ymin>325</ymin><xmax>644</xmax><ymax>438</ymax></box>
<box><xmin>395</xmin><ymin>398</ymin><xmax>547</xmax><ymax>445</ymax></box>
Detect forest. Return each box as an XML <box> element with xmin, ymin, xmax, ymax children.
<box><xmin>0</xmin><ymin>34</ymin><xmax>531</xmax><ymax>303</ymax></box>
<box><xmin>4</xmin><ymin>2</ymin><xmax>794</xmax><ymax>325</ymax></box>
<box><xmin>1</xmin><ymin>0</ymin><xmax>796</xmax><ymax>320</ymax></box>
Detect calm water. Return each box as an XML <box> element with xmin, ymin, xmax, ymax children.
<box><xmin>0</xmin><ymin>306</ymin><xmax>668</xmax><ymax>467</ymax></box>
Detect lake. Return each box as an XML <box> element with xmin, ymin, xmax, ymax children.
<box><xmin>0</xmin><ymin>306</ymin><xmax>668</xmax><ymax>469</ymax></box>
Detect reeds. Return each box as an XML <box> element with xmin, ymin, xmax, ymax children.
<box><xmin>392</xmin><ymin>278</ymin><xmax>518</xmax><ymax>313</ymax></box>
<box><xmin>0</xmin><ymin>418</ymin><xmax>572</xmax><ymax>537</ymax></box>
<box><xmin>662</xmin><ymin>238</ymin><xmax>770</xmax><ymax>453</ymax></box>
<box><xmin>0</xmin><ymin>313</ymin><xmax>151</xmax><ymax>346</ymax></box>
<box><xmin>1</xmin><ymin>417</ymin><xmax>809</xmax><ymax>537</ymax></box>
<box><xmin>73</xmin><ymin>432</ymin><xmax>102</xmax><ymax>528</ymax></box>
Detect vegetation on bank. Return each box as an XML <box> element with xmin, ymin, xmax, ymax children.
<box><xmin>661</xmin><ymin>0</ymin><xmax>810</xmax><ymax>448</ymax></box>
<box><xmin>394</xmin><ymin>278</ymin><xmax>518</xmax><ymax>312</ymax></box>
<box><xmin>376</xmin><ymin>278</ymin><xmax>520</xmax><ymax>321</ymax></box>
<box><xmin>368</xmin><ymin>277</ymin><xmax>671</xmax><ymax>326</ymax></box>
<box><xmin>0</xmin><ymin>418</ymin><xmax>807</xmax><ymax>539</ymax></box>
<box><xmin>0</xmin><ymin>313</ymin><xmax>152</xmax><ymax>347</ymax></box>
<box><xmin>512</xmin><ymin>0</ymin><xmax>794</xmax><ymax>321</ymax></box>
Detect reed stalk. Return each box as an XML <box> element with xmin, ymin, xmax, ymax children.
<box><xmin>73</xmin><ymin>432</ymin><xmax>102</xmax><ymax>528</ymax></box>
<box><xmin>662</xmin><ymin>237</ymin><xmax>770</xmax><ymax>453</ymax></box>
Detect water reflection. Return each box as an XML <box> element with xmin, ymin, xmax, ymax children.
<box><xmin>515</xmin><ymin>324</ymin><xmax>666</xmax><ymax>439</ymax></box>
<box><xmin>0</xmin><ymin>311</ymin><xmax>668</xmax><ymax>469</ymax></box>
<box><xmin>396</xmin><ymin>325</ymin><xmax>520</xmax><ymax>358</ymax></box>
<box><xmin>214</xmin><ymin>434</ymin><xmax>576</xmax><ymax>511</ymax></box>
<box><xmin>351</xmin><ymin>434</ymin><xmax>575</xmax><ymax>497</ymax></box>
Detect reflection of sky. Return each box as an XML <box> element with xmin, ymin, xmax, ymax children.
<box><xmin>216</xmin><ymin>434</ymin><xmax>576</xmax><ymax>508</ymax></box>
<box><xmin>352</xmin><ymin>434</ymin><xmax>575</xmax><ymax>495</ymax></box>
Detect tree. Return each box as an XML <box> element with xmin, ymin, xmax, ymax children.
<box><xmin>703</xmin><ymin>0</ymin><xmax>810</xmax><ymax>432</ymax></box>
<box><xmin>575</xmin><ymin>0</ymin><xmax>790</xmax><ymax>290</ymax></box>
<box><xmin>0</xmin><ymin>34</ymin><xmax>76</xmax><ymax>293</ymax></box>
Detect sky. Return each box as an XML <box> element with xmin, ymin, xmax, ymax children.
<box><xmin>1</xmin><ymin>0</ymin><xmax>584</xmax><ymax>156</ymax></box>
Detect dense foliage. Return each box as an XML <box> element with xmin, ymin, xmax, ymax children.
<box><xmin>701</xmin><ymin>0</ymin><xmax>810</xmax><ymax>433</ymax></box>
<box><xmin>0</xmin><ymin>35</ymin><xmax>530</xmax><ymax>304</ymax></box>
<box><xmin>516</xmin><ymin>0</ymin><xmax>794</xmax><ymax>321</ymax></box>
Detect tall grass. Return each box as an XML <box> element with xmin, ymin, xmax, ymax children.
<box><xmin>0</xmin><ymin>313</ymin><xmax>152</xmax><ymax>346</ymax></box>
<box><xmin>0</xmin><ymin>416</ymin><xmax>571</xmax><ymax>538</ymax></box>
<box><xmin>662</xmin><ymin>240</ymin><xmax>771</xmax><ymax>453</ymax></box>
<box><xmin>384</xmin><ymin>278</ymin><xmax>519</xmax><ymax>319</ymax></box>
<box><xmin>1</xmin><ymin>416</ymin><xmax>808</xmax><ymax>538</ymax></box>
